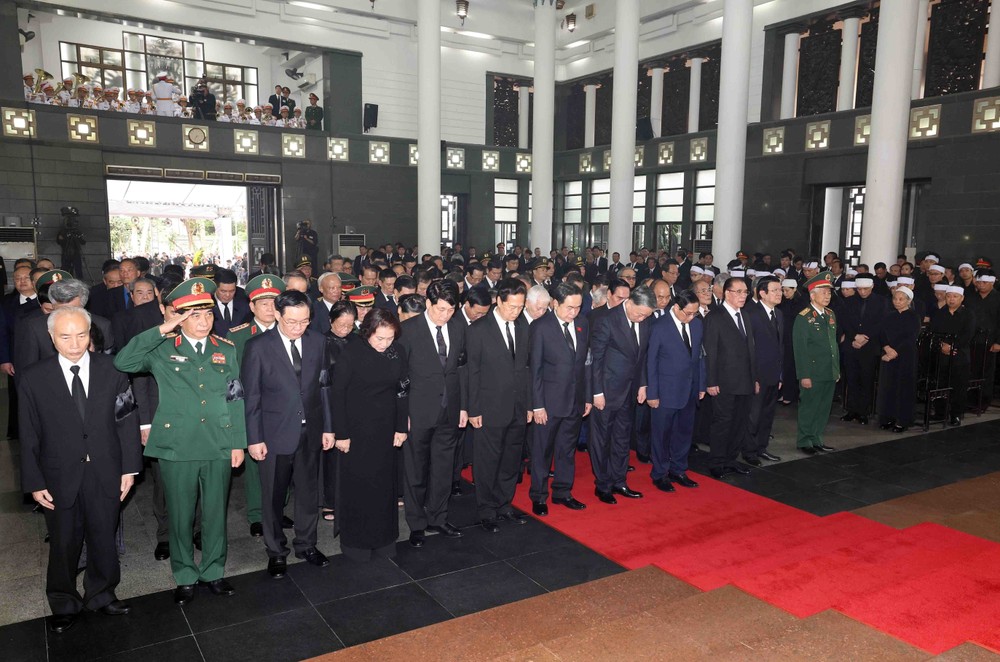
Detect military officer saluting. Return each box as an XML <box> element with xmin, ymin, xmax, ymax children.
<box><xmin>228</xmin><ymin>274</ymin><xmax>285</xmax><ymax>537</ymax></box>
<box><xmin>114</xmin><ymin>277</ymin><xmax>247</xmax><ymax>606</ymax></box>
<box><xmin>793</xmin><ymin>272</ymin><xmax>840</xmax><ymax>455</ymax></box>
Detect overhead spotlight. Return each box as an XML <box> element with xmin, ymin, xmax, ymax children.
<box><xmin>19</xmin><ymin>28</ymin><xmax>36</xmax><ymax>47</ymax></box>
<box><xmin>565</xmin><ymin>13</ymin><xmax>576</xmax><ymax>32</ymax></box>
<box><xmin>456</xmin><ymin>0</ymin><xmax>468</xmax><ymax>25</ymax></box>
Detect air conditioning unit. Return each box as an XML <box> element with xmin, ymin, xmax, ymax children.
<box><xmin>296</xmin><ymin>73</ymin><xmax>317</xmax><ymax>90</ymax></box>
<box><xmin>333</xmin><ymin>233</ymin><xmax>365</xmax><ymax>257</ymax></box>
<box><xmin>0</xmin><ymin>226</ymin><xmax>37</xmax><ymax>275</ymax></box>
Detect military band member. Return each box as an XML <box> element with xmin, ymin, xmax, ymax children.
<box><xmin>793</xmin><ymin>272</ymin><xmax>840</xmax><ymax>454</ymax></box>
<box><xmin>114</xmin><ymin>277</ymin><xmax>246</xmax><ymax>606</ymax></box>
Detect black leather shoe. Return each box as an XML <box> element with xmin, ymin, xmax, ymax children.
<box><xmin>174</xmin><ymin>584</ymin><xmax>196</xmax><ymax>606</ymax></box>
<box><xmin>427</xmin><ymin>522</ymin><xmax>463</xmax><ymax>538</ymax></box>
<box><xmin>949</xmin><ymin>417</ymin><xmax>961</xmax><ymax>427</ymax></box>
<box><xmin>532</xmin><ymin>502</ymin><xmax>548</xmax><ymax>517</ymax></box>
<box><xmin>893</xmin><ymin>425</ymin><xmax>908</xmax><ymax>433</ymax></box>
<box><xmin>268</xmin><ymin>556</ymin><xmax>287</xmax><ymax>579</ymax></box>
<box><xmin>668</xmin><ymin>473</ymin><xmax>699</xmax><ymax>488</ymax></box>
<box><xmin>816</xmin><ymin>445</ymin><xmax>836</xmax><ymax>452</ymax></box>
<box><xmin>154</xmin><ymin>541</ymin><xmax>170</xmax><ymax>560</ymax></box>
<box><xmin>99</xmin><ymin>600</ymin><xmax>130</xmax><ymax>616</ymax></box>
<box><xmin>409</xmin><ymin>530</ymin><xmax>425</xmax><ymax>547</ymax></box>
<box><xmin>498</xmin><ymin>512</ymin><xmax>528</xmax><ymax>524</ymax></box>
<box><xmin>800</xmin><ymin>447</ymin><xmax>819</xmax><ymax>455</ymax></box>
<box><xmin>759</xmin><ymin>451</ymin><xmax>782</xmax><ymax>462</ymax></box>
<box><xmin>653</xmin><ymin>477</ymin><xmax>675</xmax><ymax>492</ymax></box>
<box><xmin>552</xmin><ymin>496</ymin><xmax>586</xmax><ymax>510</ymax></box>
<box><xmin>198</xmin><ymin>579</ymin><xmax>235</xmax><ymax>596</ymax></box>
<box><xmin>548</xmin><ymin>471</ymin><xmax>555</xmax><ymax>478</ymax></box>
<box><xmin>296</xmin><ymin>547</ymin><xmax>330</xmax><ymax>567</ymax></box>
<box><xmin>635</xmin><ymin>453</ymin><xmax>652</xmax><ymax>464</ymax></box>
<box><xmin>879</xmin><ymin>422</ymin><xmax>895</xmax><ymax>431</ymax></box>
<box><xmin>193</xmin><ymin>531</ymin><xmax>202</xmax><ymax>551</ymax></box>
<box><xmin>250</xmin><ymin>522</ymin><xmax>263</xmax><ymax>538</ymax></box>
<box><xmin>709</xmin><ymin>468</ymin><xmax>729</xmax><ymax>479</ymax></box>
<box><xmin>840</xmin><ymin>412</ymin><xmax>856</xmax><ymax>422</ymax></box>
<box><xmin>595</xmin><ymin>489</ymin><xmax>617</xmax><ymax>505</ymax></box>
<box><xmin>281</xmin><ymin>515</ymin><xmax>294</xmax><ymax>529</ymax></box>
<box><xmin>742</xmin><ymin>455</ymin><xmax>762</xmax><ymax>467</ymax></box>
<box><xmin>451</xmin><ymin>481</ymin><xmax>463</xmax><ymax>496</ymax></box>
<box><xmin>728</xmin><ymin>464</ymin><xmax>751</xmax><ymax>475</ymax></box>
<box><xmin>627</xmin><ymin>465</ymin><xmax>635</xmax><ymax>472</ymax></box>
<box><xmin>47</xmin><ymin>614</ymin><xmax>76</xmax><ymax>633</ymax></box>
<box><xmin>612</xmin><ymin>486</ymin><xmax>643</xmax><ymax>499</ymax></box>
<box><xmin>858</xmin><ymin>416</ymin><xmax>869</xmax><ymax>425</ymax></box>
<box><xmin>481</xmin><ymin>519</ymin><xmax>500</xmax><ymax>533</ymax></box>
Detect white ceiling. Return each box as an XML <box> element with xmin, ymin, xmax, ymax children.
<box><xmin>107</xmin><ymin>180</ymin><xmax>247</xmax><ymax>218</ymax></box>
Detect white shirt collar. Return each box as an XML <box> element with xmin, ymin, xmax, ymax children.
<box><xmin>58</xmin><ymin>351</ymin><xmax>91</xmax><ymax>394</ymax></box>
<box><xmin>181</xmin><ymin>332</ymin><xmax>209</xmax><ymax>352</ymax></box>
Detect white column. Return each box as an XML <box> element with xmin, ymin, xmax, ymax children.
<box><xmin>821</xmin><ymin>188</ymin><xmax>844</xmax><ymax>257</ymax></box>
<box><xmin>983</xmin><ymin>0</ymin><xmax>1000</xmax><ymax>88</ymax></box>
<box><xmin>608</xmin><ymin>0</ymin><xmax>640</xmax><ymax>257</ymax></box>
<box><xmin>713</xmin><ymin>0</ymin><xmax>754</xmax><ymax>263</ymax></box>
<box><xmin>688</xmin><ymin>57</ymin><xmax>703</xmax><ymax>133</ymax></box>
<box><xmin>780</xmin><ymin>30</ymin><xmax>801</xmax><ymax>119</ymax></box>
<box><xmin>517</xmin><ymin>84</ymin><xmax>530</xmax><ymax>149</ymax></box>
<box><xmin>838</xmin><ymin>14</ymin><xmax>862</xmax><ymax>111</ymax></box>
<box><xmin>649</xmin><ymin>67</ymin><xmax>664</xmax><ymax>137</ymax></box>
<box><xmin>583</xmin><ymin>83</ymin><xmax>598</xmax><ymax>148</ymax></box>
<box><xmin>860</xmin><ymin>0</ymin><xmax>919</xmax><ymax>265</ymax></box>
<box><xmin>912</xmin><ymin>0</ymin><xmax>931</xmax><ymax>98</ymax></box>
<box><xmin>417</xmin><ymin>0</ymin><xmax>441</xmax><ymax>255</ymax></box>
<box><xmin>531</xmin><ymin>0</ymin><xmax>556</xmax><ymax>253</ymax></box>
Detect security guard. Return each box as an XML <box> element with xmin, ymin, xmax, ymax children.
<box><xmin>793</xmin><ymin>272</ymin><xmax>840</xmax><ymax>454</ymax></box>
<box><xmin>114</xmin><ymin>277</ymin><xmax>246</xmax><ymax>606</ymax></box>
<box><xmin>228</xmin><ymin>274</ymin><xmax>285</xmax><ymax>537</ymax></box>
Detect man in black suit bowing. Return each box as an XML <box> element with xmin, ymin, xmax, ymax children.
<box><xmin>742</xmin><ymin>276</ymin><xmax>784</xmax><ymax>465</ymax></box>
<box><xmin>589</xmin><ymin>285</ymin><xmax>656</xmax><ymax>504</ymax></box>
<box><xmin>702</xmin><ymin>277</ymin><xmax>759</xmax><ymax>479</ymax></box>
<box><xmin>20</xmin><ymin>307</ymin><xmax>142</xmax><ymax>633</ymax></box>
<box><xmin>529</xmin><ymin>282</ymin><xmax>592</xmax><ymax>515</ymax></box>
<box><xmin>467</xmin><ymin>279</ymin><xmax>532</xmax><ymax>532</ymax></box>
<box><xmin>396</xmin><ymin>280</ymin><xmax>467</xmax><ymax>547</ymax></box>
<box><xmin>242</xmin><ymin>290</ymin><xmax>332</xmax><ymax>578</ymax></box>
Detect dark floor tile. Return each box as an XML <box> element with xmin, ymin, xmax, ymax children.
<box><xmin>906</xmin><ymin>456</ymin><xmax>997</xmax><ymax>483</ymax></box>
<box><xmin>509</xmin><ymin>544</ymin><xmax>625</xmax><ymax>592</ymax></box>
<box><xmin>390</xmin><ymin>534</ymin><xmax>498</xmax><ymax>581</ymax></box>
<box><xmin>315</xmin><ymin>582</ymin><xmax>451</xmax><ymax>647</ymax></box>
<box><xmin>46</xmin><ymin>590</ymin><xmax>191</xmax><ymax>660</ymax></box>
<box><xmin>758</xmin><ymin>458</ymin><xmax>856</xmax><ymax>487</ymax></box>
<box><xmin>818</xmin><ymin>476</ymin><xmax>914</xmax><ymax>505</ymax></box>
<box><xmin>865</xmin><ymin>466</ymin><xmax>957</xmax><ymax>493</ymax></box>
<box><xmin>713</xmin><ymin>469</ymin><xmax>812</xmax><ymax>500</ymax></box>
<box><xmin>196</xmin><ymin>606</ymin><xmax>341</xmax><ymax>662</ymax></box>
<box><xmin>805</xmin><ymin>449</ymin><xmax>898</xmax><ymax>476</ymax></box>
<box><xmin>419</xmin><ymin>561</ymin><xmax>546</xmax><ymax>617</ymax></box>
<box><xmin>181</xmin><ymin>569</ymin><xmax>309</xmax><ymax>634</ymax></box>
<box><xmin>445</xmin><ymin>484</ymin><xmax>481</xmax><ymax>530</ymax></box>
<box><xmin>767</xmin><ymin>489</ymin><xmax>868</xmax><ymax>517</ymax></box>
<box><xmin>950</xmin><ymin>448</ymin><xmax>1000</xmax><ymax>471</ymax></box>
<box><xmin>461</xmin><ymin>515</ymin><xmax>574</xmax><ymax>560</ymax></box>
<box><xmin>95</xmin><ymin>635</ymin><xmax>203</xmax><ymax>662</ymax></box>
<box><xmin>0</xmin><ymin>618</ymin><xmax>46</xmax><ymax>662</ymax></box>
<box><xmin>837</xmin><ymin>442</ymin><xmax>942</xmax><ymax>467</ymax></box>
<box><xmin>287</xmin><ymin>554</ymin><xmax>411</xmax><ymax>603</ymax></box>
<box><xmin>0</xmin><ymin>490</ymin><xmax>31</xmax><ymax>514</ymax></box>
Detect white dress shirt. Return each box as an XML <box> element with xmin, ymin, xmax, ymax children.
<box><xmin>181</xmin><ymin>332</ymin><xmax>210</xmax><ymax>354</ymax></box>
<box><xmin>493</xmin><ymin>308</ymin><xmax>514</xmax><ymax>354</ymax></box>
<box><xmin>58</xmin><ymin>351</ymin><xmax>90</xmax><ymax>396</ymax></box>
<box><xmin>424</xmin><ymin>311</ymin><xmax>450</xmax><ymax>355</ymax></box>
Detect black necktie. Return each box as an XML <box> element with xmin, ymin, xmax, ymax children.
<box><xmin>124</xmin><ymin>288</ymin><xmax>132</xmax><ymax>310</ymax></box>
<box><xmin>770</xmin><ymin>309</ymin><xmax>779</xmax><ymax>337</ymax></box>
<box><xmin>505</xmin><ymin>321</ymin><xmax>515</xmax><ymax>361</ymax></box>
<box><xmin>195</xmin><ymin>341</ymin><xmax>203</xmax><ymax>356</ymax></box>
<box><xmin>70</xmin><ymin>365</ymin><xmax>86</xmax><ymax>422</ymax></box>
<box><xmin>736</xmin><ymin>311</ymin><xmax>747</xmax><ymax>338</ymax></box>
<box><xmin>436</xmin><ymin>325</ymin><xmax>448</xmax><ymax>368</ymax></box>
<box><xmin>223</xmin><ymin>304</ymin><xmax>231</xmax><ymax>324</ymax></box>
<box><xmin>290</xmin><ymin>338</ymin><xmax>302</xmax><ymax>379</ymax></box>
<box><xmin>682</xmin><ymin>322</ymin><xmax>692</xmax><ymax>354</ymax></box>
<box><xmin>631</xmin><ymin>321</ymin><xmax>639</xmax><ymax>348</ymax></box>
<box><xmin>563</xmin><ymin>321</ymin><xmax>575</xmax><ymax>354</ymax></box>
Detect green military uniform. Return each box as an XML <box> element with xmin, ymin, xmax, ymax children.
<box><xmin>304</xmin><ymin>103</ymin><xmax>323</xmax><ymax>131</ymax></box>
<box><xmin>793</xmin><ymin>272</ymin><xmax>841</xmax><ymax>450</ymax></box>
<box><xmin>114</xmin><ymin>278</ymin><xmax>246</xmax><ymax>587</ymax></box>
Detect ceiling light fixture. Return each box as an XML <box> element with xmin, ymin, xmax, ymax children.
<box><xmin>565</xmin><ymin>13</ymin><xmax>576</xmax><ymax>32</ymax></box>
<box><xmin>456</xmin><ymin>0</ymin><xmax>469</xmax><ymax>26</ymax></box>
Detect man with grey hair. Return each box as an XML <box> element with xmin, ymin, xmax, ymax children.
<box><xmin>523</xmin><ymin>285</ymin><xmax>551</xmax><ymax>325</ymax></box>
<box><xmin>712</xmin><ymin>273</ymin><xmax>729</xmax><ymax>308</ymax></box>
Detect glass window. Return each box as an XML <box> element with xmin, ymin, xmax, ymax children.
<box><xmin>496</xmin><ymin>179</ymin><xmax>518</xmax><ymax>194</ymax></box>
<box><xmin>694</xmin><ymin>169</ymin><xmax>716</xmax><ymax>227</ymax></box>
<box><xmin>495</xmin><ymin>179</ymin><xmax>520</xmax><ymax>249</ymax></box>
<box><xmin>590</xmin><ymin>178</ymin><xmax>610</xmax><ymax>228</ymax></box>
<box><xmin>564</xmin><ymin>180</ymin><xmax>583</xmax><ymax>225</ymax></box>
<box><xmin>147</xmin><ymin>37</ymin><xmax>182</xmax><ymax>57</ymax></box>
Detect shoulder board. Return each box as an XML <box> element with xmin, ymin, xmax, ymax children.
<box><xmin>229</xmin><ymin>322</ymin><xmax>251</xmax><ymax>333</ymax></box>
<box><xmin>211</xmin><ymin>334</ymin><xmax>235</xmax><ymax>346</ymax></box>
<box><xmin>798</xmin><ymin>308</ymin><xmax>811</xmax><ymax>317</ymax></box>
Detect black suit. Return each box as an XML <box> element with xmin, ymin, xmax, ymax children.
<box><xmin>19</xmin><ymin>353</ymin><xmax>141</xmax><ymax>615</ymax></box>
<box><xmin>839</xmin><ymin>293</ymin><xmax>890</xmax><ymax>417</ymax></box>
<box><xmin>703</xmin><ymin>304</ymin><xmax>758</xmax><ymax>471</ymax></box>
<box><xmin>743</xmin><ymin>301</ymin><xmax>783</xmax><ymax>460</ymax></box>
<box><xmin>242</xmin><ymin>328</ymin><xmax>328</xmax><ymax>559</ymax></box>
<box><xmin>529</xmin><ymin>312</ymin><xmax>591</xmax><ymax>503</ymax></box>
<box><xmin>396</xmin><ymin>314</ymin><xmax>467</xmax><ymax>530</ymax></box>
<box><xmin>466</xmin><ymin>311</ymin><xmax>531</xmax><ymax>520</ymax></box>
<box><xmin>374</xmin><ymin>291</ymin><xmax>397</xmax><ymax>315</ymax></box>
<box><xmin>309</xmin><ymin>298</ymin><xmax>335</xmax><ymax>335</ymax></box>
<box><xmin>212</xmin><ymin>296</ymin><xmax>250</xmax><ymax>338</ymax></box>
<box><xmin>589</xmin><ymin>304</ymin><xmax>649</xmax><ymax>493</ymax></box>
<box><xmin>105</xmin><ymin>285</ymin><xmax>132</xmax><ymax>318</ymax></box>
<box><xmin>595</xmin><ymin>256</ymin><xmax>609</xmax><ymax>274</ymax></box>
<box><xmin>14</xmin><ymin>312</ymin><xmax>115</xmax><ymax>384</ymax></box>
<box><xmin>87</xmin><ymin>282</ymin><xmax>115</xmax><ymax>320</ymax></box>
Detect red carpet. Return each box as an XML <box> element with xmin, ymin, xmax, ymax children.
<box><xmin>509</xmin><ymin>450</ymin><xmax>1000</xmax><ymax>655</ymax></box>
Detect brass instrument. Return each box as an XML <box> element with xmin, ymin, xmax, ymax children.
<box><xmin>33</xmin><ymin>68</ymin><xmax>53</xmax><ymax>94</ymax></box>
<box><xmin>72</xmin><ymin>71</ymin><xmax>91</xmax><ymax>88</ymax></box>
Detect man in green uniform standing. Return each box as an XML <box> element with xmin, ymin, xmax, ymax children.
<box><xmin>793</xmin><ymin>272</ymin><xmax>840</xmax><ymax>455</ymax></box>
<box><xmin>228</xmin><ymin>274</ymin><xmax>284</xmax><ymax>537</ymax></box>
<box><xmin>114</xmin><ymin>277</ymin><xmax>246</xmax><ymax>606</ymax></box>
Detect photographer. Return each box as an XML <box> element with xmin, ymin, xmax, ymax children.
<box><xmin>295</xmin><ymin>220</ymin><xmax>320</xmax><ymax>269</ymax></box>
<box><xmin>56</xmin><ymin>206</ymin><xmax>86</xmax><ymax>279</ymax></box>
<box><xmin>188</xmin><ymin>83</ymin><xmax>217</xmax><ymax>121</ymax></box>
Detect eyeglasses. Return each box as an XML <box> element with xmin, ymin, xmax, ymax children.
<box><xmin>727</xmin><ymin>289</ymin><xmax>749</xmax><ymax>296</ymax></box>
<box><xmin>282</xmin><ymin>318</ymin><xmax>311</xmax><ymax>327</ymax></box>
<box><xmin>621</xmin><ymin>275</ymin><xmax>636</xmax><ymax>280</ymax></box>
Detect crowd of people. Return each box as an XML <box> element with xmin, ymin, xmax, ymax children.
<box><xmin>8</xmin><ymin>238</ymin><xmax>999</xmax><ymax>635</ymax></box>
<box><xmin>22</xmin><ymin>72</ymin><xmax>324</xmax><ymax>130</ymax></box>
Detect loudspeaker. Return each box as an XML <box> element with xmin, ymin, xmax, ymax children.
<box><xmin>363</xmin><ymin>103</ymin><xmax>379</xmax><ymax>133</ymax></box>
<box><xmin>636</xmin><ymin>117</ymin><xmax>654</xmax><ymax>141</ymax></box>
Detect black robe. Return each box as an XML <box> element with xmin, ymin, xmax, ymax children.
<box><xmin>878</xmin><ymin>309</ymin><xmax>921</xmax><ymax>426</ymax></box>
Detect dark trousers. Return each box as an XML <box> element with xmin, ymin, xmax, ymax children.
<box><xmin>632</xmin><ymin>404</ymin><xmax>651</xmax><ymax>457</ymax></box>
<box><xmin>404</xmin><ymin>407</ymin><xmax>458</xmax><ymax>530</ymax></box>
<box><xmin>708</xmin><ymin>392</ymin><xmax>752</xmax><ymax>470</ymax></box>
<box><xmin>6</xmin><ymin>382</ymin><xmax>18</xmax><ymax>438</ymax></box>
<box><xmin>320</xmin><ymin>445</ymin><xmax>337</xmax><ymax>509</ymax></box>
<box><xmin>452</xmin><ymin>426</ymin><xmax>473</xmax><ymax>483</ymax></box>
<box><xmin>693</xmin><ymin>394</ymin><xmax>713</xmax><ymax>445</ymax></box>
<box><xmin>529</xmin><ymin>413</ymin><xmax>582</xmax><ymax>503</ymax></box>
<box><xmin>650</xmin><ymin>393</ymin><xmax>698</xmax><ymax>479</ymax></box>
<box><xmin>148</xmin><ymin>457</ymin><xmax>200</xmax><ymax>544</ymax></box>
<box><xmin>589</xmin><ymin>403</ymin><xmax>635</xmax><ymax>492</ymax></box>
<box><xmin>745</xmin><ymin>383</ymin><xmax>779</xmax><ymax>459</ymax></box>
<box><xmin>259</xmin><ymin>428</ymin><xmax>320</xmax><ymax>558</ymax></box>
<box><xmin>44</xmin><ymin>463</ymin><xmax>120</xmax><ymax>615</ymax></box>
<box><xmin>473</xmin><ymin>420</ymin><xmax>526</xmax><ymax>520</ymax></box>
<box><xmin>949</xmin><ymin>360</ymin><xmax>971</xmax><ymax>417</ymax></box>
<box><xmin>845</xmin><ymin>346</ymin><xmax>879</xmax><ymax>416</ymax></box>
